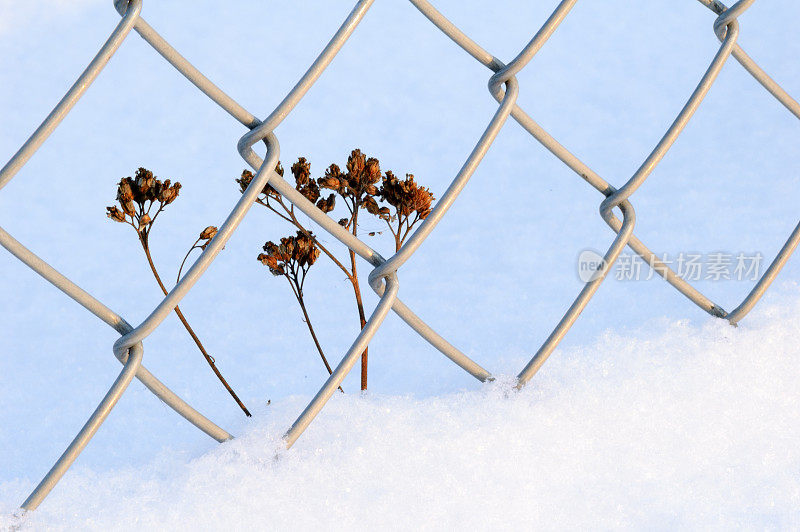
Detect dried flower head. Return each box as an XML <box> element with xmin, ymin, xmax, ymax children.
<box><xmin>198</xmin><ymin>225</ymin><xmax>219</xmax><ymax>250</ymax></box>
<box><xmin>291</xmin><ymin>158</ymin><xmax>311</xmax><ymax>186</ymax></box>
<box><xmin>297</xmin><ymin>178</ymin><xmax>320</xmax><ymax>204</ymax></box>
<box><xmin>106</xmin><ymin>205</ymin><xmax>126</xmax><ymax>223</ymax></box>
<box><xmin>236</xmin><ymin>163</ymin><xmax>283</xmax><ymax>201</ymax></box>
<box><xmin>106</xmin><ymin>168</ymin><xmax>181</xmax><ymax>235</ymax></box>
<box><xmin>316</xmin><ymin>193</ymin><xmax>336</xmax><ymax>214</ymax></box>
<box><xmin>342</xmin><ymin>149</ymin><xmax>381</xmax><ymax>199</ymax></box>
<box><xmin>319</xmin><ymin>164</ymin><xmax>344</xmax><ymax>192</ymax></box>
<box><xmin>379</xmin><ymin>171</ymin><xmax>434</xmax><ymax>220</ymax></box>
<box><xmin>258</xmin><ymin>231</ymin><xmax>320</xmax><ymax>279</ymax></box>
<box><xmin>199</xmin><ymin>226</ymin><xmax>218</xmax><ymax>240</ymax></box>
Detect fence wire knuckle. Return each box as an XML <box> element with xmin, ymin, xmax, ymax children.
<box><xmin>1</xmin><ymin>0</ymin><xmax>797</xmax><ymax>511</ymax></box>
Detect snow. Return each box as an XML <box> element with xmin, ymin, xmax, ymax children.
<box><xmin>4</xmin><ymin>293</ymin><xmax>800</xmax><ymax>529</ymax></box>
<box><xmin>1</xmin><ymin>0</ymin><xmax>800</xmax><ymax>528</ymax></box>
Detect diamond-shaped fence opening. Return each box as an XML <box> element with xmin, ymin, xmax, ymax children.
<box><xmin>1</xmin><ymin>0</ymin><xmax>797</xmax><ymax>512</ymax></box>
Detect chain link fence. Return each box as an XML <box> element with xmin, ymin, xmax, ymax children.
<box><xmin>2</xmin><ymin>0</ymin><xmax>798</xmax><ymax>511</ymax></box>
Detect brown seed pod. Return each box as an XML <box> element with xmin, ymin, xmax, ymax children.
<box><xmin>199</xmin><ymin>226</ymin><xmax>218</xmax><ymax>240</ymax></box>
<box><xmin>291</xmin><ymin>157</ymin><xmax>311</xmax><ymax>186</ymax></box>
<box><xmin>117</xmin><ymin>178</ymin><xmax>134</xmax><ymax>202</ymax></box>
<box><xmin>316</xmin><ymin>194</ymin><xmax>335</xmax><ymax>214</ymax></box>
<box><xmin>121</xmin><ymin>199</ymin><xmax>137</xmax><ymax>217</ymax></box>
<box><xmin>106</xmin><ymin>206</ymin><xmax>126</xmax><ymax>223</ymax></box>
<box><xmin>346</xmin><ymin>149</ymin><xmax>366</xmax><ymax>179</ymax></box>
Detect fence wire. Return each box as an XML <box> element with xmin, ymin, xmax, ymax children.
<box><xmin>2</xmin><ymin>0</ymin><xmax>798</xmax><ymax>511</ymax></box>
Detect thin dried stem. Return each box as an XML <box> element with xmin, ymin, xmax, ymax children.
<box><xmin>139</xmin><ymin>234</ymin><xmax>252</xmax><ymax>417</ymax></box>
<box><xmin>286</xmin><ymin>277</ymin><xmax>343</xmax><ymax>393</ymax></box>
<box><xmin>176</xmin><ymin>237</ymin><xmax>202</xmax><ymax>283</ymax></box>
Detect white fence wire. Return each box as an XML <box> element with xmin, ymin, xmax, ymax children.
<box><xmin>2</xmin><ymin>0</ymin><xmax>798</xmax><ymax>511</ymax></box>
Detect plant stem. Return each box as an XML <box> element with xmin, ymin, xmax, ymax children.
<box><xmin>349</xmin><ymin>208</ymin><xmax>369</xmax><ymax>391</ymax></box>
<box><xmin>288</xmin><ymin>280</ymin><xmax>343</xmax><ymax>393</ymax></box>
<box><xmin>176</xmin><ymin>238</ymin><xmax>201</xmax><ymax>283</ymax></box>
<box><xmin>139</xmin><ymin>236</ymin><xmax>252</xmax><ymax>417</ymax></box>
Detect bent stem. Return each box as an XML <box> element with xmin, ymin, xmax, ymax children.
<box><xmin>176</xmin><ymin>237</ymin><xmax>202</xmax><ymax>283</ymax></box>
<box><xmin>139</xmin><ymin>234</ymin><xmax>252</xmax><ymax>417</ymax></box>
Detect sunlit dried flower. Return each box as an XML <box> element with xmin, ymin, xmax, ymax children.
<box><xmin>236</xmin><ymin>163</ymin><xmax>283</xmax><ymax>200</ymax></box>
<box><xmin>259</xmin><ymin>231</ymin><xmax>319</xmax><ymax>278</ymax></box>
<box><xmin>106</xmin><ymin>206</ymin><xmax>126</xmax><ymax>223</ymax></box>
<box><xmin>379</xmin><ymin>171</ymin><xmax>434</xmax><ymax>220</ymax></box>
<box><xmin>117</xmin><ymin>179</ymin><xmax>134</xmax><ymax>202</ymax></box>
<box><xmin>291</xmin><ymin>157</ymin><xmax>311</xmax><ymax>186</ymax></box>
<box><xmin>363</xmin><ymin>196</ymin><xmax>380</xmax><ymax>215</ymax></box>
<box><xmin>316</xmin><ymin>194</ymin><xmax>335</xmax><ymax>214</ymax></box>
<box><xmin>106</xmin><ymin>168</ymin><xmax>182</xmax><ymax>235</ymax></box>
<box><xmin>346</xmin><ymin>149</ymin><xmax>366</xmax><ymax>178</ymax></box>
<box><xmin>135</xmin><ymin>167</ymin><xmax>155</xmax><ymax>197</ymax></box>
<box><xmin>158</xmin><ymin>179</ymin><xmax>181</xmax><ymax>205</ymax></box>
<box><xmin>318</xmin><ymin>164</ymin><xmax>342</xmax><ymax>191</ymax></box>
<box><xmin>364</xmin><ymin>157</ymin><xmax>381</xmax><ymax>185</ymax></box>
<box><xmin>297</xmin><ymin>179</ymin><xmax>320</xmax><ymax>204</ymax></box>
<box><xmin>199</xmin><ymin>226</ymin><xmax>218</xmax><ymax>240</ymax></box>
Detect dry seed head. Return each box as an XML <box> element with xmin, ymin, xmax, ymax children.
<box><xmin>199</xmin><ymin>226</ymin><xmax>218</xmax><ymax>240</ymax></box>
<box><xmin>107</xmin><ymin>168</ymin><xmax>183</xmax><ymax>232</ymax></box>
<box><xmin>297</xmin><ymin>179</ymin><xmax>320</xmax><ymax>204</ymax></box>
<box><xmin>117</xmin><ymin>178</ymin><xmax>134</xmax><ymax>202</ymax></box>
<box><xmin>346</xmin><ymin>149</ymin><xmax>366</xmax><ymax>178</ymax></box>
<box><xmin>291</xmin><ymin>157</ymin><xmax>311</xmax><ymax>186</ymax></box>
<box><xmin>121</xmin><ymin>199</ymin><xmax>137</xmax><ymax>216</ymax></box>
<box><xmin>106</xmin><ymin>206</ymin><xmax>126</xmax><ymax>223</ymax></box>
<box><xmin>135</xmin><ymin>167</ymin><xmax>155</xmax><ymax>195</ymax></box>
<box><xmin>159</xmin><ymin>180</ymin><xmax>181</xmax><ymax>205</ymax></box>
<box><xmin>237</xmin><ymin>166</ymin><xmax>281</xmax><ymax>198</ymax></box>
<box><xmin>318</xmin><ymin>175</ymin><xmax>340</xmax><ymax>190</ymax></box>
<box><xmin>379</xmin><ymin>171</ymin><xmax>434</xmax><ymax>219</ymax></box>
<box><xmin>316</xmin><ymin>193</ymin><xmax>335</xmax><ymax>214</ymax></box>
<box><xmin>364</xmin><ymin>157</ymin><xmax>381</xmax><ymax>185</ymax></box>
<box><xmin>237</xmin><ymin>169</ymin><xmax>254</xmax><ymax>193</ymax></box>
<box><xmin>259</xmin><ymin>231</ymin><xmax>320</xmax><ymax>277</ymax></box>
<box><xmin>363</xmin><ymin>196</ymin><xmax>380</xmax><ymax>215</ymax></box>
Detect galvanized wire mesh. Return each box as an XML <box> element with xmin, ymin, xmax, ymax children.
<box><xmin>2</xmin><ymin>0</ymin><xmax>798</xmax><ymax>511</ymax></box>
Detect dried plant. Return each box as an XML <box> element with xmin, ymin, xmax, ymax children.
<box><xmin>241</xmin><ymin>150</ymin><xmax>435</xmax><ymax>391</ymax></box>
<box><xmin>378</xmin><ymin>171</ymin><xmax>434</xmax><ymax>252</ymax></box>
<box><xmin>258</xmin><ymin>231</ymin><xmax>342</xmax><ymax>391</ymax></box>
<box><xmin>107</xmin><ymin>167</ymin><xmax>251</xmax><ymax>417</ymax></box>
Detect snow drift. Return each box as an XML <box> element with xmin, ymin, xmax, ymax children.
<box><xmin>3</xmin><ymin>289</ymin><xmax>800</xmax><ymax>530</ymax></box>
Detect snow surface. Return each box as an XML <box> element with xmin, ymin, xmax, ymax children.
<box><xmin>3</xmin><ymin>295</ymin><xmax>800</xmax><ymax>529</ymax></box>
<box><xmin>1</xmin><ymin>0</ymin><xmax>800</xmax><ymax>529</ymax></box>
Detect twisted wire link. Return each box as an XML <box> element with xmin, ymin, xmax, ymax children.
<box><xmin>1</xmin><ymin>0</ymin><xmax>798</xmax><ymax>511</ymax></box>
